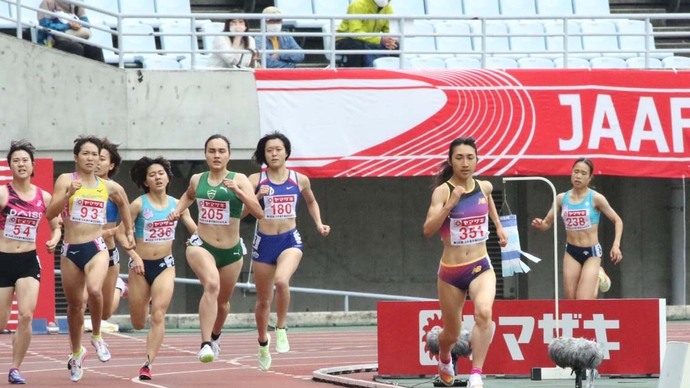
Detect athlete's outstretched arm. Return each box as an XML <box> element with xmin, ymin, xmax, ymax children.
<box><xmin>531</xmin><ymin>193</ymin><xmax>563</xmax><ymax>232</ymax></box>
<box><xmin>170</xmin><ymin>174</ymin><xmax>199</xmax><ymax>221</ymax></box>
<box><xmin>483</xmin><ymin>181</ymin><xmax>507</xmax><ymax>247</ymax></box>
<box><xmin>596</xmin><ymin>193</ymin><xmax>623</xmax><ymax>264</ymax></box>
<box><xmin>299</xmin><ymin>174</ymin><xmax>330</xmax><ymax>237</ymax></box>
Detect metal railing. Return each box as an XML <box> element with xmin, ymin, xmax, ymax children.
<box><xmin>2</xmin><ymin>0</ymin><xmax>690</xmax><ymax>69</ymax></box>
<box><xmin>54</xmin><ymin>270</ymin><xmax>434</xmax><ymax>312</ymax></box>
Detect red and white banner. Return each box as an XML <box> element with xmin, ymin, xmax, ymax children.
<box><xmin>0</xmin><ymin>159</ymin><xmax>55</xmax><ymax>329</ymax></box>
<box><xmin>377</xmin><ymin>299</ymin><xmax>666</xmax><ymax>376</ymax></box>
<box><xmin>256</xmin><ymin>69</ymin><xmax>690</xmax><ymax>178</ymax></box>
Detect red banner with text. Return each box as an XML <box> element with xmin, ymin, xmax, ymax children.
<box><xmin>377</xmin><ymin>299</ymin><xmax>665</xmax><ymax>376</ymax></box>
<box><xmin>0</xmin><ymin>159</ymin><xmax>55</xmax><ymax>329</ymax></box>
<box><xmin>256</xmin><ymin>69</ymin><xmax>690</xmax><ymax>178</ymax></box>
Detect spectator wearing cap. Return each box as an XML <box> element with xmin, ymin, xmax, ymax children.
<box><xmin>255</xmin><ymin>6</ymin><xmax>305</xmax><ymax>68</ymax></box>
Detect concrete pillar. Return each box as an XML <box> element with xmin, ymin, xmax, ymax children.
<box><xmin>671</xmin><ymin>179</ymin><xmax>686</xmax><ymax>306</ymax></box>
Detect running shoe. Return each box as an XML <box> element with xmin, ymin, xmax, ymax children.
<box><xmin>198</xmin><ymin>344</ymin><xmax>215</xmax><ymax>363</ymax></box>
<box><xmin>67</xmin><ymin>347</ymin><xmax>87</xmax><ymax>382</ymax></box>
<box><xmin>469</xmin><ymin>372</ymin><xmax>484</xmax><ymax>387</ymax></box>
<box><xmin>91</xmin><ymin>336</ymin><xmax>111</xmax><ymax>362</ymax></box>
<box><xmin>598</xmin><ymin>267</ymin><xmax>611</xmax><ymax>293</ymax></box>
<box><xmin>116</xmin><ymin>277</ymin><xmax>128</xmax><ymax>298</ymax></box>
<box><xmin>275</xmin><ymin>327</ymin><xmax>290</xmax><ymax>353</ymax></box>
<box><xmin>211</xmin><ymin>340</ymin><xmax>221</xmax><ymax>359</ymax></box>
<box><xmin>258</xmin><ymin>336</ymin><xmax>272</xmax><ymax>371</ymax></box>
<box><xmin>139</xmin><ymin>364</ymin><xmax>152</xmax><ymax>380</ymax></box>
<box><xmin>8</xmin><ymin>368</ymin><xmax>25</xmax><ymax>384</ymax></box>
<box><xmin>438</xmin><ymin>359</ymin><xmax>455</xmax><ymax>387</ymax></box>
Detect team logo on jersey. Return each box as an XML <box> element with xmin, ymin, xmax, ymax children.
<box><xmin>207</xmin><ymin>190</ymin><xmax>216</xmax><ymax>200</ymax></box>
<box><xmin>478</xmin><ymin>197</ymin><xmax>487</xmax><ymax>204</ymax></box>
<box><xmin>142</xmin><ymin>208</ymin><xmax>154</xmax><ymax>220</ymax></box>
<box><xmin>472</xmin><ymin>265</ymin><xmax>483</xmax><ymax>274</ymax></box>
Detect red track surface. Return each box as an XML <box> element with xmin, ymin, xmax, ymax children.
<box><xmin>2</xmin><ymin>321</ymin><xmax>690</xmax><ymax>387</ymax></box>
<box><xmin>0</xmin><ymin>327</ymin><xmax>378</xmax><ymax>387</ymax></box>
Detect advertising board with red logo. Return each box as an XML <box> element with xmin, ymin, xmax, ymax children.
<box><xmin>378</xmin><ymin>299</ymin><xmax>665</xmax><ymax>376</ymax></box>
<box><xmin>0</xmin><ymin>159</ymin><xmax>55</xmax><ymax>329</ymax></box>
<box><xmin>256</xmin><ymin>69</ymin><xmax>690</xmax><ymax>179</ymax></box>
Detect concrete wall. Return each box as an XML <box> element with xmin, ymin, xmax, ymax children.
<box><xmin>0</xmin><ymin>33</ymin><xmax>261</xmax><ymax>161</ymax></box>
<box><xmin>3</xmin><ymin>33</ymin><xmax>689</xmax><ymax>317</ymax></box>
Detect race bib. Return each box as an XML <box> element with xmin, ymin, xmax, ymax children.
<box><xmin>71</xmin><ymin>198</ymin><xmax>106</xmax><ymax>224</ymax></box>
<box><xmin>197</xmin><ymin>199</ymin><xmax>230</xmax><ymax>225</ymax></box>
<box><xmin>264</xmin><ymin>194</ymin><xmax>297</xmax><ymax>219</ymax></box>
<box><xmin>449</xmin><ymin>215</ymin><xmax>489</xmax><ymax>246</ymax></box>
<box><xmin>143</xmin><ymin>220</ymin><xmax>177</xmax><ymax>243</ymax></box>
<box><xmin>563</xmin><ymin>208</ymin><xmax>592</xmax><ymax>230</ymax></box>
<box><xmin>3</xmin><ymin>215</ymin><xmax>39</xmax><ymax>242</ymax></box>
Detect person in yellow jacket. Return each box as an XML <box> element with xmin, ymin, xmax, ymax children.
<box><xmin>335</xmin><ymin>0</ymin><xmax>398</xmax><ymax>67</ymax></box>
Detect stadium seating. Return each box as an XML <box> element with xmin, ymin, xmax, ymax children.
<box><xmin>0</xmin><ymin>3</ymin><xmax>13</xmax><ymax>29</ymax></box>
<box><xmin>159</xmin><ymin>21</ymin><xmax>198</xmax><ymax>62</ymax></box>
<box><xmin>485</xmin><ymin>56</ymin><xmax>518</xmax><ymax>69</ymax></box>
<box><xmin>553</xmin><ymin>57</ymin><xmax>591</xmax><ymax>68</ymax></box>
<box><xmin>87</xmin><ymin>0</ymin><xmax>120</xmax><ymax>28</ymax></box>
<box><xmin>535</xmin><ymin>0</ymin><xmax>574</xmax><ymax>17</ymax></box>
<box><xmin>662</xmin><ymin>56</ymin><xmax>690</xmax><ymax>69</ymax></box>
<box><xmin>401</xmin><ymin>22</ymin><xmax>436</xmax><ymax>57</ymax></box>
<box><xmin>462</xmin><ymin>0</ymin><xmax>500</xmax><ymax>17</ymax></box>
<box><xmin>154</xmin><ymin>0</ymin><xmax>211</xmax><ymax>27</ymax></box>
<box><xmin>615</xmin><ymin>19</ymin><xmax>671</xmax><ymax>59</ymax></box>
<box><xmin>572</xmin><ymin>0</ymin><xmax>610</xmax><ymax>16</ymax></box>
<box><xmin>589</xmin><ymin>56</ymin><xmax>627</xmax><ymax>68</ymax></box>
<box><xmin>507</xmin><ymin>21</ymin><xmax>547</xmax><ymax>58</ymax></box>
<box><xmin>409</xmin><ymin>56</ymin><xmax>446</xmax><ymax>69</ymax></box>
<box><xmin>425</xmin><ymin>0</ymin><xmax>463</xmax><ymax>18</ymax></box>
<box><xmin>274</xmin><ymin>0</ymin><xmax>322</xmax><ymax>29</ymax></box>
<box><xmin>118</xmin><ymin>22</ymin><xmax>157</xmax><ymax>64</ymax></box>
<box><xmin>200</xmin><ymin>22</ymin><xmax>223</xmax><ymax>56</ymax></box>
<box><xmin>434</xmin><ymin>21</ymin><xmax>476</xmax><ymax>58</ymax></box>
<box><xmin>542</xmin><ymin>20</ymin><xmax>585</xmax><ymax>59</ymax></box>
<box><xmin>89</xmin><ymin>25</ymin><xmax>121</xmax><ymax>64</ymax></box>
<box><xmin>142</xmin><ymin>56</ymin><xmax>182</xmax><ymax>69</ymax></box>
<box><xmin>119</xmin><ymin>0</ymin><xmax>159</xmax><ymax>27</ymax></box>
<box><xmin>499</xmin><ymin>0</ymin><xmax>536</xmax><ymax>17</ymax></box>
<box><xmin>580</xmin><ymin>20</ymin><xmax>626</xmax><ymax>59</ymax></box>
<box><xmin>445</xmin><ymin>56</ymin><xmax>482</xmax><ymax>69</ymax></box>
<box><xmin>518</xmin><ymin>56</ymin><xmax>555</xmax><ymax>68</ymax></box>
<box><xmin>626</xmin><ymin>56</ymin><xmax>662</xmax><ymax>69</ymax></box>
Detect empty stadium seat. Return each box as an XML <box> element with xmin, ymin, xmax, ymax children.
<box><xmin>626</xmin><ymin>56</ymin><xmax>662</xmax><ymax>69</ymax></box>
<box><xmin>580</xmin><ymin>20</ymin><xmax>626</xmax><ymax>59</ymax></box>
<box><xmin>0</xmin><ymin>3</ymin><xmax>15</xmax><ymax>29</ymax></box>
<box><xmin>118</xmin><ymin>22</ymin><xmax>157</xmax><ymax>64</ymax></box>
<box><xmin>535</xmin><ymin>0</ymin><xmax>573</xmax><ymax>17</ymax></box>
<box><xmin>409</xmin><ymin>56</ymin><xmax>446</xmax><ymax>69</ymax></box>
<box><xmin>179</xmin><ymin>55</ymin><xmax>211</xmax><ymax>69</ymax></box>
<box><xmin>313</xmin><ymin>0</ymin><xmax>349</xmax><ymax>21</ymax></box>
<box><xmin>572</xmin><ymin>0</ymin><xmax>610</xmax><ymax>16</ymax></box>
<box><xmin>518</xmin><ymin>56</ymin><xmax>555</xmax><ymax>68</ymax></box>
<box><xmin>159</xmin><ymin>21</ymin><xmax>198</xmax><ymax>61</ymax></box>
<box><xmin>463</xmin><ymin>0</ymin><xmax>499</xmax><ymax>17</ymax></box>
<box><xmin>393</xmin><ymin>0</ymin><xmax>426</xmax><ymax>18</ymax></box>
<box><xmin>400</xmin><ymin>22</ymin><xmax>436</xmax><ymax>57</ymax></box>
<box><xmin>155</xmin><ymin>0</ymin><xmax>210</xmax><ymax>27</ymax></box>
<box><xmin>589</xmin><ymin>56</ymin><xmax>627</xmax><ymax>68</ymax></box>
<box><xmin>541</xmin><ymin>20</ymin><xmax>585</xmax><ymax>59</ymax></box>
<box><xmin>507</xmin><ymin>21</ymin><xmax>547</xmax><ymax>57</ymax></box>
<box><xmin>143</xmin><ymin>56</ymin><xmax>182</xmax><ymax>69</ymax></box>
<box><xmin>373</xmin><ymin>57</ymin><xmax>410</xmax><ymax>69</ymax></box>
<box><xmin>445</xmin><ymin>56</ymin><xmax>482</xmax><ymax>69</ymax></box>
<box><xmin>275</xmin><ymin>0</ymin><xmax>322</xmax><ymax>29</ymax></box>
<box><xmin>469</xmin><ymin>21</ymin><xmax>510</xmax><ymax>57</ymax></box>
<box><xmin>200</xmin><ymin>22</ymin><xmax>223</xmax><ymax>56</ymax></box>
<box><xmin>662</xmin><ymin>56</ymin><xmax>690</xmax><ymax>69</ymax></box>
<box><xmin>485</xmin><ymin>56</ymin><xmax>518</xmax><ymax>69</ymax></box>
<box><xmin>89</xmin><ymin>25</ymin><xmax>121</xmax><ymax>64</ymax></box>
<box><xmin>553</xmin><ymin>57</ymin><xmax>590</xmax><ymax>68</ymax></box>
<box><xmin>425</xmin><ymin>0</ymin><xmax>463</xmax><ymax>18</ymax></box>
<box><xmin>616</xmin><ymin>19</ymin><xmax>671</xmax><ymax>59</ymax></box>
<box><xmin>434</xmin><ymin>21</ymin><xmax>476</xmax><ymax>58</ymax></box>
<box><xmin>119</xmin><ymin>0</ymin><xmax>159</xmax><ymax>27</ymax></box>
<box><xmin>87</xmin><ymin>0</ymin><xmax>120</xmax><ymax>28</ymax></box>
<box><xmin>499</xmin><ymin>0</ymin><xmax>536</xmax><ymax>17</ymax></box>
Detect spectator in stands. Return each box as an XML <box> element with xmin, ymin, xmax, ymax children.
<box><xmin>422</xmin><ymin>137</ymin><xmax>507</xmax><ymax>388</ymax></box>
<box><xmin>207</xmin><ymin>13</ymin><xmax>260</xmax><ymax>69</ymax></box>
<box><xmin>335</xmin><ymin>0</ymin><xmax>398</xmax><ymax>67</ymax></box>
<box><xmin>0</xmin><ymin>140</ymin><xmax>61</xmax><ymax>384</ymax></box>
<box><xmin>255</xmin><ymin>6</ymin><xmax>304</xmax><ymax>69</ymax></box>
<box><xmin>37</xmin><ymin>0</ymin><xmax>104</xmax><ymax>62</ymax></box>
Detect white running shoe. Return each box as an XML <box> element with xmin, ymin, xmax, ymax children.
<box><xmin>275</xmin><ymin>327</ymin><xmax>290</xmax><ymax>353</ymax></box>
<box><xmin>437</xmin><ymin>359</ymin><xmax>455</xmax><ymax>387</ymax></box>
<box><xmin>211</xmin><ymin>340</ymin><xmax>221</xmax><ymax>359</ymax></box>
<box><xmin>258</xmin><ymin>336</ymin><xmax>272</xmax><ymax>371</ymax></box>
<box><xmin>469</xmin><ymin>373</ymin><xmax>484</xmax><ymax>387</ymax></box>
<box><xmin>67</xmin><ymin>347</ymin><xmax>87</xmax><ymax>382</ymax></box>
<box><xmin>198</xmin><ymin>344</ymin><xmax>215</xmax><ymax>363</ymax></box>
<box><xmin>91</xmin><ymin>336</ymin><xmax>111</xmax><ymax>362</ymax></box>
<box><xmin>598</xmin><ymin>267</ymin><xmax>611</xmax><ymax>293</ymax></box>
